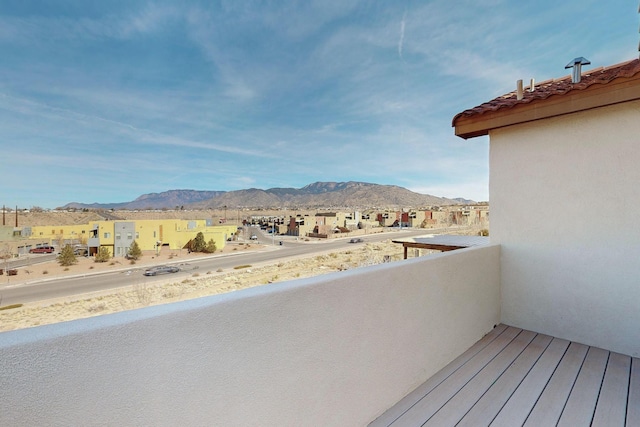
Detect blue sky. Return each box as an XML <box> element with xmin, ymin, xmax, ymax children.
<box><xmin>1</xmin><ymin>1</ymin><xmax>637</xmax><ymax>208</ymax></box>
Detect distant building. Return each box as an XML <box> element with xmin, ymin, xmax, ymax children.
<box><xmin>22</xmin><ymin>219</ymin><xmax>237</xmax><ymax>256</ymax></box>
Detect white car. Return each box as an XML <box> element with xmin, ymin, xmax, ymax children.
<box><xmin>250</xmin><ymin>235</ymin><xmax>258</xmax><ymax>240</ymax></box>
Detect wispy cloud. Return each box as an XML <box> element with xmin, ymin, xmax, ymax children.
<box><xmin>0</xmin><ymin>90</ymin><xmax>275</xmax><ymax>159</ymax></box>
<box><xmin>1</xmin><ymin>0</ymin><xmax>635</xmax><ymax>207</ymax></box>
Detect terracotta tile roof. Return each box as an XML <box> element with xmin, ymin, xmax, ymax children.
<box><xmin>453</xmin><ymin>58</ymin><xmax>640</xmax><ymax>124</ymax></box>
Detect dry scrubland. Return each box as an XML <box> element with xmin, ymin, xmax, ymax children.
<box><xmin>1</xmin><ymin>239</ymin><xmax>422</xmax><ymax>332</ymax></box>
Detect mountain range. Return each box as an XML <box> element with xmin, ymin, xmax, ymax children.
<box><xmin>61</xmin><ymin>182</ymin><xmax>474</xmax><ymax>210</ymax></box>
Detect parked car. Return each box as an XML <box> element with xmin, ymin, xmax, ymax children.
<box><xmin>73</xmin><ymin>246</ymin><xmax>88</xmax><ymax>256</ymax></box>
<box><xmin>29</xmin><ymin>245</ymin><xmax>55</xmax><ymax>254</ymax></box>
<box><xmin>250</xmin><ymin>234</ymin><xmax>258</xmax><ymax>240</ymax></box>
<box><xmin>143</xmin><ymin>265</ymin><xmax>180</xmax><ymax>276</ymax></box>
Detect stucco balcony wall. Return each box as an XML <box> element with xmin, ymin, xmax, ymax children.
<box><xmin>0</xmin><ymin>245</ymin><xmax>500</xmax><ymax>426</ymax></box>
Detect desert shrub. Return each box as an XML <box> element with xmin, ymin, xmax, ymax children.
<box><xmin>87</xmin><ymin>302</ymin><xmax>106</xmax><ymax>313</ymax></box>
<box><xmin>95</xmin><ymin>247</ymin><xmax>111</xmax><ymax>263</ymax></box>
<box><xmin>191</xmin><ymin>232</ymin><xmax>206</xmax><ymax>252</ymax></box>
<box><xmin>57</xmin><ymin>245</ymin><xmax>77</xmax><ymax>267</ymax></box>
<box><xmin>203</xmin><ymin>239</ymin><xmax>217</xmax><ymax>254</ymax></box>
<box><xmin>134</xmin><ymin>284</ymin><xmax>152</xmax><ymax>306</ymax></box>
<box><xmin>128</xmin><ymin>240</ymin><xmax>142</xmax><ymax>260</ymax></box>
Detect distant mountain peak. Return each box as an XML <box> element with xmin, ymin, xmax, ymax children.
<box><xmin>301</xmin><ymin>181</ymin><xmax>375</xmax><ymax>193</ymax></box>
<box><xmin>60</xmin><ymin>182</ymin><xmax>475</xmax><ymax>210</ymax></box>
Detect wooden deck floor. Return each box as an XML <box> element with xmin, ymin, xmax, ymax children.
<box><xmin>370</xmin><ymin>324</ymin><xmax>640</xmax><ymax>426</ymax></box>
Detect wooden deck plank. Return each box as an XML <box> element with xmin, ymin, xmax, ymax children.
<box><xmin>627</xmin><ymin>357</ymin><xmax>640</xmax><ymax>426</ymax></box>
<box><xmin>557</xmin><ymin>346</ymin><xmax>609</xmax><ymax>426</ymax></box>
<box><xmin>368</xmin><ymin>324</ymin><xmax>508</xmax><ymax>427</ymax></box>
<box><xmin>455</xmin><ymin>333</ymin><xmax>553</xmax><ymax>427</ymax></box>
<box><xmin>373</xmin><ymin>326</ymin><xmax>636</xmax><ymax>427</ymax></box>
<box><xmin>424</xmin><ymin>330</ymin><xmax>538</xmax><ymax>426</ymax></box>
<box><xmin>591</xmin><ymin>352</ymin><xmax>631</xmax><ymax>427</ymax></box>
<box><xmin>522</xmin><ymin>341</ymin><xmax>589</xmax><ymax>426</ymax></box>
<box><xmin>489</xmin><ymin>337</ymin><xmax>570</xmax><ymax>427</ymax></box>
<box><xmin>388</xmin><ymin>326</ymin><xmax>522</xmax><ymax>426</ymax></box>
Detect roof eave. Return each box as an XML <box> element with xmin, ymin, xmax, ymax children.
<box><xmin>453</xmin><ymin>73</ymin><xmax>640</xmax><ymax>140</ymax></box>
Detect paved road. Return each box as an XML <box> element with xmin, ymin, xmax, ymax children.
<box><xmin>0</xmin><ymin>228</ymin><xmax>460</xmax><ymax>306</ymax></box>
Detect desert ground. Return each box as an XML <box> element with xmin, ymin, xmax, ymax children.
<box><xmin>0</xmin><ymin>237</ymin><xmax>423</xmax><ymax>332</ymax></box>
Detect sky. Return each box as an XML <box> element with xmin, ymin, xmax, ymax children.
<box><xmin>0</xmin><ymin>1</ymin><xmax>637</xmax><ymax>208</ymax></box>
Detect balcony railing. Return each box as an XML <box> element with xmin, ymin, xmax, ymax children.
<box><xmin>0</xmin><ymin>245</ymin><xmax>500</xmax><ymax>426</ymax></box>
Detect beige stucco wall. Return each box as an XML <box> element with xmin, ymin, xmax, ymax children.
<box><xmin>491</xmin><ymin>100</ymin><xmax>640</xmax><ymax>357</ymax></box>
<box><xmin>0</xmin><ymin>245</ymin><xmax>500</xmax><ymax>426</ymax></box>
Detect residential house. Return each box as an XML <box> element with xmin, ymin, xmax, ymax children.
<box><xmin>452</xmin><ymin>57</ymin><xmax>640</xmax><ymax>356</ymax></box>
<box><xmin>286</xmin><ymin>214</ymin><xmax>314</xmax><ymax>236</ymax></box>
<box><xmin>28</xmin><ymin>219</ymin><xmax>236</xmax><ymax>256</ymax></box>
<box><xmin>407</xmin><ymin>210</ymin><xmax>425</xmax><ymax>228</ymax></box>
<box><xmin>1</xmin><ymin>58</ymin><xmax>639</xmax><ymax>425</ymax></box>
<box><xmin>314</xmin><ymin>212</ymin><xmax>345</xmax><ymax>235</ymax></box>
<box><xmin>376</xmin><ymin>211</ymin><xmax>396</xmax><ymax>227</ymax></box>
<box><xmin>344</xmin><ymin>211</ymin><xmax>361</xmax><ymax>230</ymax></box>
<box><xmin>0</xmin><ymin>224</ymin><xmax>50</xmax><ymax>255</ymax></box>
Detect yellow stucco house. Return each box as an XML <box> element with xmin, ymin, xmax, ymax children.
<box><xmin>28</xmin><ymin>219</ymin><xmax>237</xmax><ymax>257</ymax></box>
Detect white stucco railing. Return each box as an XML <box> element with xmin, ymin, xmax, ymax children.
<box><xmin>0</xmin><ymin>245</ymin><xmax>500</xmax><ymax>426</ymax></box>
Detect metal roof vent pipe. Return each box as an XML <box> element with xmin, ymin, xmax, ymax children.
<box><xmin>565</xmin><ymin>57</ymin><xmax>591</xmax><ymax>83</ymax></box>
<box><xmin>516</xmin><ymin>79</ymin><xmax>524</xmax><ymax>100</ymax></box>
